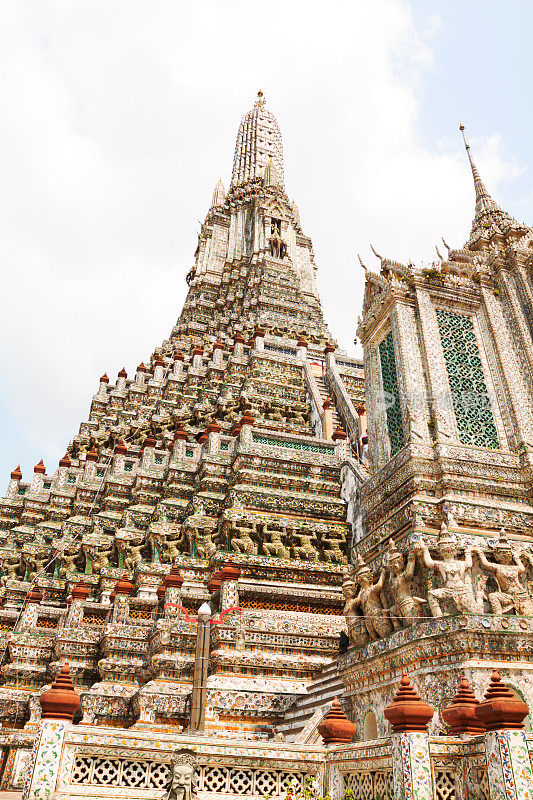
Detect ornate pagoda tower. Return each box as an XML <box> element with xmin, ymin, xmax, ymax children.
<box><xmin>338</xmin><ymin>126</ymin><xmax>533</xmax><ymax>739</ymax></box>
<box><xmin>0</xmin><ymin>93</ymin><xmax>366</xmax><ymax>739</ymax></box>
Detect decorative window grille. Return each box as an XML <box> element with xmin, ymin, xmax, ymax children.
<box><xmin>343</xmin><ymin>770</ymin><xmax>393</xmax><ymax>799</ymax></box>
<box><xmin>433</xmin><ymin>765</ymin><xmax>458</xmax><ymax>800</ymax></box>
<box><xmin>71</xmin><ymin>756</ymin><xmax>310</xmax><ymax>796</ymax></box>
<box><xmin>436</xmin><ymin>310</ymin><xmax>499</xmax><ymax>449</ymax></box>
<box><xmin>378</xmin><ymin>331</ymin><xmax>404</xmax><ymax>456</ymax></box>
<box><xmin>470</xmin><ymin>767</ymin><xmax>490</xmax><ymax>800</ymax></box>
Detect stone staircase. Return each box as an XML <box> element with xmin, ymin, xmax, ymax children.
<box><xmin>313</xmin><ymin>374</ymin><xmax>341</xmax><ymax>428</ymax></box>
<box><xmin>277</xmin><ymin>660</ymin><xmax>345</xmax><ymax>743</ymax></box>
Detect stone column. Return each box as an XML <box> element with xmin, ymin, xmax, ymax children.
<box><xmin>477</xmin><ymin>671</ymin><xmax>533</xmax><ymax>800</ymax></box>
<box><xmin>232</xmin><ymin>333</ymin><xmax>245</xmax><ymax>359</ymax></box>
<box><xmin>6</xmin><ymin>465</ymin><xmax>22</xmax><ymax>498</ymax></box>
<box><xmin>24</xmin><ymin>665</ymin><xmax>80</xmax><ymax>800</ymax></box>
<box><xmin>110</xmin><ymin>573</ymin><xmax>134</xmax><ymax>624</ymax></box>
<box><xmin>66</xmin><ymin>578</ymin><xmax>90</xmax><ymax>627</ymax></box>
<box><xmin>239</xmin><ymin>412</ymin><xmax>255</xmax><ymax>447</ymax></box>
<box><xmin>16</xmin><ymin>588</ymin><xmax>42</xmax><ymax>632</ymax></box>
<box><xmin>253</xmin><ymin>327</ymin><xmax>265</xmax><ymax>352</ymax></box>
<box><xmin>190</xmin><ymin>602</ymin><xmax>211</xmax><ymax>732</ymax></box>
<box><xmin>205</xmin><ymin>421</ymin><xmax>221</xmax><ymax>455</ymax></box>
<box><xmin>296</xmin><ymin>337</ymin><xmax>308</xmax><ymax>360</ymax></box>
<box><xmin>384</xmin><ymin>676</ymin><xmax>434</xmax><ymax>800</ymax></box>
<box><xmin>156</xmin><ymin>565</ymin><xmax>184</xmax><ymax>620</ymax></box>
<box><xmin>218</xmin><ymin>560</ymin><xmax>241</xmax><ymax>611</ymax></box>
<box><xmin>319</xmin><ymin>698</ymin><xmax>356</xmax><ymax>800</ymax></box>
<box><xmin>97</xmin><ymin>372</ymin><xmax>109</xmax><ymax>397</ymax></box>
<box><xmin>173</xmin><ymin>351</ymin><xmax>185</xmax><ymax>377</ymax></box>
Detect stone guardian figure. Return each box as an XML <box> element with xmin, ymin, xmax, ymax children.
<box><xmin>165</xmin><ymin>749</ymin><xmax>197</xmax><ymax>800</ymax></box>
<box><xmin>415</xmin><ymin>523</ymin><xmax>483</xmax><ymax>617</ymax></box>
<box><xmin>385</xmin><ymin>539</ymin><xmax>427</xmax><ymax>629</ymax></box>
<box><xmin>473</xmin><ymin>529</ymin><xmax>533</xmax><ymax>616</ymax></box>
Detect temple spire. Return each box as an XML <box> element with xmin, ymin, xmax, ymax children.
<box><xmin>459</xmin><ymin>124</ymin><xmax>501</xmax><ymax>217</ymax></box>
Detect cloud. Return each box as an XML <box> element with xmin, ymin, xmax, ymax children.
<box><xmin>0</xmin><ymin>0</ymin><xmax>523</xmax><ymax>482</ymax></box>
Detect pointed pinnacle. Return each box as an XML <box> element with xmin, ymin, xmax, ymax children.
<box><xmin>370</xmin><ymin>244</ymin><xmax>383</xmax><ymax>260</ymax></box>
<box><xmin>357</xmin><ymin>253</ymin><xmax>367</xmax><ymax>271</ymax></box>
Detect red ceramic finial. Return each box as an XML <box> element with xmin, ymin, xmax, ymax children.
<box><xmin>317</xmin><ymin>697</ymin><xmax>356</xmax><ymax>744</ymax></box>
<box><xmin>71</xmin><ymin>577</ymin><xmax>90</xmax><ymax>602</ymax></box>
<box><xmin>174</xmin><ymin>351</ymin><xmax>185</xmax><ymax>361</ymax></box>
<box><xmin>297</xmin><ymin>336</ymin><xmax>308</xmax><ymax>348</ymax></box>
<box><xmin>34</xmin><ymin>459</ymin><xmax>46</xmax><ymax>474</ymax></box>
<box><xmin>442</xmin><ymin>678</ymin><xmax>485</xmax><ymax>735</ymax></box>
<box><xmin>154</xmin><ymin>356</ymin><xmax>165</xmax><ymax>367</ymax></box>
<box><xmin>157</xmin><ymin>564</ymin><xmax>184</xmax><ymax>599</ymax></box>
<box><xmin>40</xmin><ymin>663</ymin><xmax>80</xmax><ymax>721</ymax></box>
<box><xmin>240</xmin><ymin>412</ymin><xmax>255</xmax><ymax>427</ymax></box>
<box><xmin>173</xmin><ymin>426</ymin><xmax>188</xmax><ymax>441</ymax></box>
<box><xmin>59</xmin><ymin>453</ymin><xmax>71</xmax><ymax>467</ymax></box>
<box><xmin>218</xmin><ymin>558</ymin><xmax>242</xmax><ymax>582</ymax></box>
<box><xmin>332</xmin><ymin>426</ymin><xmax>347</xmax><ymax>441</ymax></box>
<box><xmin>384</xmin><ymin>675</ymin><xmax>434</xmax><ymax>733</ymax></box>
<box><xmin>118</xmin><ymin>368</ymin><xmax>127</xmax><ymax>378</ymax></box>
<box><xmin>25</xmin><ymin>585</ymin><xmax>43</xmax><ymax>605</ymax></box>
<box><xmin>10</xmin><ymin>466</ymin><xmax>22</xmax><ymax>480</ymax></box>
<box><xmin>113</xmin><ymin>571</ymin><xmax>134</xmax><ymax>597</ymax></box>
<box><xmin>476</xmin><ymin>671</ymin><xmax>529</xmax><ymax>731</ymax></box>
<box><xmin>206</xmin><ymin>420</ymin><xmax>222</xmax><ymax>434</ymax></box>
<box><xmin>206</xmin><ymin>570</ymin><xmax>222</xmax><ymax>593</ymax></box>
<box><xmin>100</xmin><ymin>373</ymin><xmax>109</xmax><ymax>384</ymax></box>
<box><xmin>323</xmin><ymin>398</ymin><xmax>332</xmax><ymax>411</ymax></box>
<box><xmin>86</xmin><ymin>446</ymin><xmax>98</xmax><ymax>462</ymax></box>
<box><xmin>137</xmin><ymin>362</ymin><xmax>147</xmax><ymax>373</ymax></box>
<box><xmin>324</xmin><ymin>343</ymin><xmax>336</xmax><ymax>354</ymax></box>
<box><xmin>253</xmin><ymin>326</ymin><xmax>265</xmax><ymax>339</ymax></box>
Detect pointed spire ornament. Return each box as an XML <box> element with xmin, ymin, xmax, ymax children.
<box><xmin>40</xmin><ymin>663</ymin><xmax>80</xmax><ymax>721</ymax></box>
<box><xmin>460</xmin><ymin>124</ymin><xmax>502</xmax><ymax>218</ymax></box>
<box><xmin>476</xmin><ymin>671</ymin><xmax>529</xmax><ymax>730</ymax></box>
<box><xmin>442</xmin><ymin>678</ymin><xmax>485</xmax><ymax>735</ymax></box>
<box><xmin>211</xmin><ymin>178</ymin><xmax>226</xmax><ymax>208</ymax></box>
<box><xmin>384</xmin><ymin>675</ymin><xmax>434</xmax><ymax>732</ymax></box>
<box><xmin>317</xmin><ymin>697</ymin><xmax>356</xmax><ymax>744</ymax></box>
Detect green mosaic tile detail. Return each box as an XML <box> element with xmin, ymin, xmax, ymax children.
<box><xmin>378</xmin><ymin>331</ymin><xmax>404</xmax><ymax>456</ymax></box>
<box><xmin>252</xmin><ymin>434</ymin><xmax>333</xmax><ymax>453</ymax></box>
<box><xmin>436</xmin><ymin>309</ymin><xmax>499</xmax><ymax>449</ymax></box>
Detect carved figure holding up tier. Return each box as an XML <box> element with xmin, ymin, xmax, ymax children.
<box><xmin>473</xmin><ymin>529</ymin><xmax>533</xmax><ymax>616</ymax></box>
<box><xmin>352</xmin><ymin>555</ymin><xmax>392</xmax><ymax>640</ymax></box>
<box><xmin>165</xmin><ymin>749</ymin><xmax>197</xmax><ymax>800</ymax></box>
<box><xmin>415</xmin><ymin>523</ymin><xmax>483</xmax><ymax>618</ymax></box>
<box><xmin>385</xmin><ymin>539</ymin><xmax>427</xmax><ymax>629</ymax></box>
<box><xmin>342</xmin><ymin>573</ymin><xmax>366</xmax><ymax>647</ymax></box>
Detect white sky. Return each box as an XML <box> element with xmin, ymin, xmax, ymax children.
<box><xmin>0</xmin><ymin>0</ymin><xmax>529</xmax><ymax>482</ymax></box>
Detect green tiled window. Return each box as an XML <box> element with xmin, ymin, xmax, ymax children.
<box><xmin>436</xmin><ymin>309</ymin><xmax>499</xmax><ymax>449</ymax></box>
<box><xmin>378</xmin><ymin>331</ymin><xmax>404</xmax><ymax>456</ymax></box>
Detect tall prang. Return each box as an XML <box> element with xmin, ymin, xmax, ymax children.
<box><xmin>0</xmin><ymin>93</ymin><xmax>367</xmax><ymax>739</ymax></box>
<box><xmin>338</xmin><ymin>125</ymin><xmax>533</xmax><ymax>739</ymax></box>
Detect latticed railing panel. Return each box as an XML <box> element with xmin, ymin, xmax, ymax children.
<box><xmin>378</xmin><ymin>331</ymin><xmax>404</xmax><ymax>456</ymax></box>
<box><xmin>434</xmin><ymin>766</ymin><xmax>458</xmax><ymax>800</ymax></box>
<box><xmin>436</xmin><ymin>309</ymin><xmax>499</xmax><ymax>449</ymax></box>
<box><xmin>71</xmin><ymin>756</ymin><xmax>310</xmax><ymax>796</ymax></box>
<box><xmin>343</xmin><ymin>770</ymin><xmax>393</xmax><ymax>800</ymax></box>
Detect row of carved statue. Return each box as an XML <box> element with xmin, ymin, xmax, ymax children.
<box><xmin>0</xmin><ymin>512</ymin><xmax>348</xmax><ymax>585</ymax></box>
<box><xmin>343</xmin><ymin>523</ymin><xmax>533</xmax><ymax>646</ymax></box>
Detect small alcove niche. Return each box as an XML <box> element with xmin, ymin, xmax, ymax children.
<box><xmin>363</xmin><ymin>710</ymin><xmax>378</xmax><ymax>741</ymax></box>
